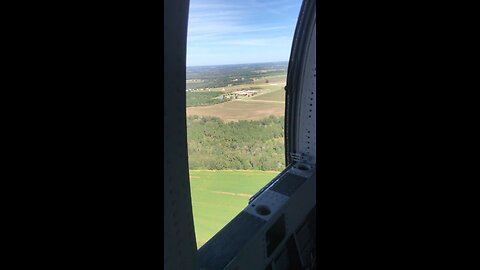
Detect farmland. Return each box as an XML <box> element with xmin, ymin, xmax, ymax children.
<box><xmin>189</xmin><ymin>170</ymin><xmax>278</xmax><ymax>248</ymax></box>
<box><xmin>185</xmin><ymin>62</ymin><xmax>288</xmax><ymax>249</ymax></box>
<box><xmin>186</xmin><ymin>91</ymin><xmax>225</xmax><ymax>107</ymax></box>
<box><xmin>187</xmin><ymin>99</ymin><xmax>284</xmax><ymax>122</ymax></box>
<box><xmin>186</xmin><ymin>76</ymin><xmax>286</xmax><ymax>121</ymax></box>
<box><xmin>250</xmin><ymin>85</ymin><xmax>285</xmax><ymax>102</ymax></box>
<box><xmin>186</xmin><ymin>61</ymin><xmax>287</xmax><ymax>90</ymax></box>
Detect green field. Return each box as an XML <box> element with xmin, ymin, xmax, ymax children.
<box><xmin>187</xmin><ymin>100</ymin><xmax>285</xmax><ymax>122</ymax></box>
<box><xmin>190</xmin><ymin>170</ymin><xmax>279</xmax><ymax>248</ymax></box>
<box><xmin>250</xmin><ymin>86</ymin><xmax>285</xmax><ymax>102</ymax></box>
<box><xmin>186</xmin><ymin>91</ymin><xmax>225</xmax><ymax>107</ymax></box>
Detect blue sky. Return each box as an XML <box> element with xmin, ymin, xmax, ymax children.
<box><xmin>187</xmin><ymin>0</ymin><xmax>302</xmax><ymax>67</ymax></box>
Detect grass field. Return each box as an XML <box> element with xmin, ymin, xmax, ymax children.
<box><xmin>190</xmin><ymin>170</ymin><xmax>279</xmax><ymax>248</ymax></box>
<box><xmin>250</xmin><ymin>85</ymin><xmax>285</xmax><ymax>102</ymax></box>
<box><xmin>186</xmin><ymin>99</ymin><xmax>284</xmax><ymax>121</ymax></box>
<box><xmin>186</xmin><ymin>91</ymin><xmax>225</xmax><ymax>107</ymax></box>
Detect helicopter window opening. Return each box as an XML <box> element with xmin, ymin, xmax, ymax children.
<box><xmin>185</xmin><ymin>0</ymin><xmax>302</xmax><ymax>249</ymax></box>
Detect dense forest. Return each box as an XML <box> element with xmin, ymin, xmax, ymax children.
<box><xmin>187</xmin><ymin>116</ymin><xmax>285</xmax><ymax>171</ymax></box>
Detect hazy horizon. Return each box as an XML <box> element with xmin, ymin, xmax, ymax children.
<box><xmin>187</xmin><ymin>60</ymin><xmax>288</xmax><ymax>68</ymax></box>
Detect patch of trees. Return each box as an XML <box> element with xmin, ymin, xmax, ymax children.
<box><xmin>187</xmin><ymin>116</ymin><xmax>285</xmax><ymax>171</ymax></box>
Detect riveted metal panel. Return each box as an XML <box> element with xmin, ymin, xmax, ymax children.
<box><xmin>296</xmin><ymin>23</ymin><xmax>316</xmax><ymax>162</ymax></box>
<box><xmin>285</xmin><ymin>0</ymin><xmax>316</xmax><ymax>166</ymax></box>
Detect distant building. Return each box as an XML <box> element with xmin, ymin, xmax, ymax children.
<box><xmin>233</xmin><ymin>90</ymin><xmax>258</xmax><ymax>97</ymax></box>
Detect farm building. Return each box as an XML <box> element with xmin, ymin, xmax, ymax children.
<box><xmin>233</xmin><ymin>90</ymin><xmax>258</xmax><ymax>97</ymax></box>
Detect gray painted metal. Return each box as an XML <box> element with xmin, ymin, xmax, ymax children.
<box><xmin>164</xmin><ymin>0</ymin><xmax>199</xmax><ymax>269</ymax></box>
<box><xmin>198</xmin><ymin>166</ymin><xmax>316</xmax><ymax>270</ymax></box>
<box><xmin>295</xmin><ymin>23</ymin><xmax>316</xmax><ymax>163</ymax></box>
<box><xmin>270</xmin><ymin>173</ymin><xmax>306</xmax><ymax>196</ymax></box>
<box><xmin>198</xmin><ymin>212</ymin><xmax>267</xmax><ymax>269</ymax></box>
<box><xmin>239</xmin><ymin>169</ymin><xmax>316</xmax><ymax>269</ymax></box>
<box><xmin>285</xmin><ymin>0</ymin><xmax>316</xmax><ymax>165</ymax></box>
<box><xmin>244</xmin><ymin>190</ymin><xmax>290</xmax><ymax>222</ymax></box>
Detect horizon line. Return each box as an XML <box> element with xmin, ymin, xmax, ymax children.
<box><xmin>187</xmin><ymin>60</ymin><xmax>288</xmax><ymax>68</ymax></box>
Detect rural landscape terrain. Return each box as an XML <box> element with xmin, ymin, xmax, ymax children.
<box><xmin>186</xmin><ymin>61</ymin><xmax>287</xmax><ymax>248</ymax></box>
